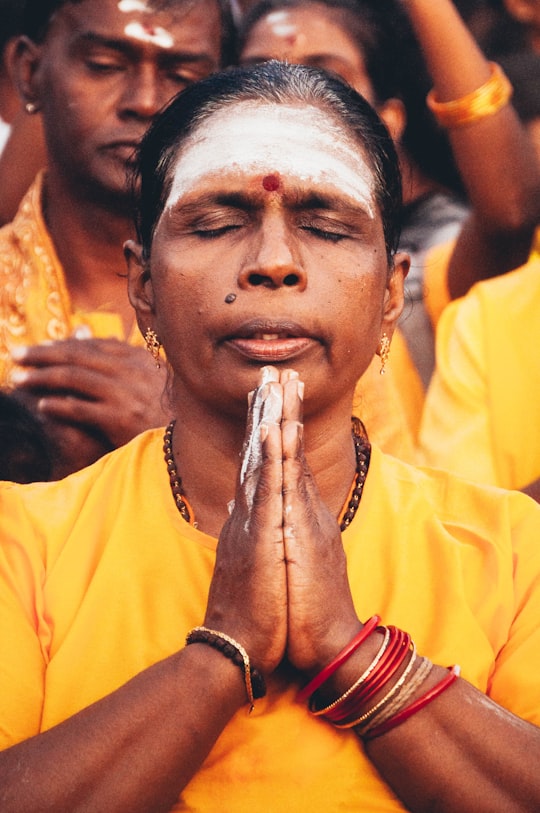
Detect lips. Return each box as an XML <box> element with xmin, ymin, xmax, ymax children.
<box><xmin>224</xmin><ymin>319</ymin><xmax>320</xmax><ymax>363</ymax></box>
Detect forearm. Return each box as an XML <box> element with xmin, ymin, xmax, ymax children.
<box><xmin>403</xmin><ymin>0</ymin><xmax>540</xmax><ymax>295</ymax></box>
<box><xmin>0</xmin><ymin>645</ymin><xmax>245</xmax><ymax>813</ymax></box>
<box><xmin>317</xmin><ymin>638</ymin><xmax>540</xmax><ymax>812</ymax></box>
<box><xmin>364</xmin><ymin>672</ymin><xmax>540</xmax><ymax>812</ymax></box>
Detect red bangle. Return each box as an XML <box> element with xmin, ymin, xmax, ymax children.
<box><xmin>326</xmin><ymin>628</ymin><xmax>411</xmax><ymax>723</ymax></box>
<box><xmin>297</xmin><ymin>615</ymin><xmax>381</xmax><ymax>703</ymax></box>
<box><xmin>363</xmin><ymin>664</ymin><xmax>461</xmax><ymax>741</ymax></box>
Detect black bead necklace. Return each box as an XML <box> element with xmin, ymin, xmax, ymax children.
<box><xmin>163</xmin><ymin>416</ymin><xmax>371</xmax><ymax>531</ymax></box>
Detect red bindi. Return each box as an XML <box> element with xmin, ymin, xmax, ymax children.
<box><xmin>262</xmin><ymin>174</ymin><xmax>280</xmax><ymax>192</ymax></box>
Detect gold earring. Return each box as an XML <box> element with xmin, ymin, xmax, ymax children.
<box><xmin>25</xmin><ymin>102</ymin><xmax>38</xmax><ymax>115</ymax></box>
<box><xmin>145</xmin><ymin>327</ymin><xmax>161</xmax><ymax>368</ymax></box>
<box><xmin>378</xmin><ymin>333</ymin><xmax>391</xmax><ymax>375</ymax></box>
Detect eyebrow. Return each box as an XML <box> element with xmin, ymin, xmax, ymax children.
<box><xmin>169</xmin><ymin>190</ymin><xmax>375</xmax><ymax>218</ymax></box>
<box><xmin>76</xmin><ymin>31</ymin><xmax>217</xmax><ymax>65</ymax></box>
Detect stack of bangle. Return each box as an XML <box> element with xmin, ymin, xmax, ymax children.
<box><xmin>299</xmin><ymin>616</ymin><xmax>460</xmax><ymax>740</ymax></box>
<box><xmin>186</xmin><ymin>626</ymin><xmax>267</xmax><ymax>712</ymax></box>
<box><xmin>426</xmin><ymin>62</ymin><xmax>512</xmax><ymax>128</ymax></box>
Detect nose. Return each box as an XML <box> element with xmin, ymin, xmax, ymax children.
<box><xmin>238</xmin><ymin>215</ymin><xmax>307</xmax><ymax>291</ymax></box>
<box><xmin>119</xmin><ymin>64</ymin><xmax>163</xmax><ymax>121</ymax></box>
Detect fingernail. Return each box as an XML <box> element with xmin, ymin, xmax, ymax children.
<box><xmin>9</xmin><ymin>368</ymin><xmax>29</xmax><ymax>384</ymax></box>
<box><xmin>297</xmin><ymin>381</ymin><xmax>304</xmax><ymax>400</ymax></box>
<box><xmin>72</xmin><ymin>325</ymin><xmax>92</xmax><ymax>339</ymax></box>
<box><xmin>10</xmin><ymin>345</ymin><xmax>29</xmax><ymax>361</ymax></box>
<box><xmin>260</xmin><ymin>423</ymin><xmax>268</xmax><ymax>442</ymax></box>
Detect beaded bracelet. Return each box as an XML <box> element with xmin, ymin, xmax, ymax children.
<box><xmin>186</xmin><ymin>626</ymin><xmax>267</xmax><ymax>712</ymax></box>
<box><xmin>363</xmin><ymin>664</ymin><xmax>461</xmax><ymax>742</ymax></box>
<box><xmin>426</xmin><ymin>63</ymin><xmax>512</xmax><ymax>128</ymax></box>
<box><xmin>297</xmin><ymin>615</ymin><xmax>380</xmax><ymax>703</ymax></box>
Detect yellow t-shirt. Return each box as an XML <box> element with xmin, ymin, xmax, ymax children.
<box><xmin>419</xmin><ymin>259</ymin><xmax>540</xmax><ymax>490</ymax></box>
<box><xmin>1</xmin><ymin>429</ymin><xmax>539</xmax><ymax>811</ymax></box>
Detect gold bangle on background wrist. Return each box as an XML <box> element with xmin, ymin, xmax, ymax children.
<box><xmin>426</xmin><ymin>62</ymin><xmax>513</xmax><ymax>128</ymax></box>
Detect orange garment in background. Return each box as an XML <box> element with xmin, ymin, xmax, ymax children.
<box><xmin>0</xmin><ymin>173</ymin><xmax>143</xmax><ymax>384</ymax></box>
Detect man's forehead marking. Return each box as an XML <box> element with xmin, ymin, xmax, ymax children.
<box><xmin>262</xmin><ymin>174</ymin><xmax>281</xmax><ymax>192</ymax></box>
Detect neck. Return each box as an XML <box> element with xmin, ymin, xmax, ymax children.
<box><xmin>168</xmin><ymin>391</ymin><xmax>360</xmax><ymax>538</ymax></box>
<box><xmin>42</xmin><ymin>172</ymin><xmax>136</xmax><ymax>334</ymax></box>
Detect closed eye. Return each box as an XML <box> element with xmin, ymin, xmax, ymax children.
<box><xmin>301</xmin><ymin>225</ymin><xmax>348</xmax><ymax>243</ymax></box>
<box><xmin>86</xmin><ymin>59</ymin><xmax>124</xmax><ymax>74</ymax></box>
<box><xmin>193</xmin><ymin>225</ymin><xmax>242</xmax><ymax>239</ymax></box>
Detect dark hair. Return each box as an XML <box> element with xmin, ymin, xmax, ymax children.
<box><xmin>238</xmin><ymin>0</ymin><xmax>405</xmax><ymax>105</ymax></box>
<box><xmin>0</xmin><ymin>392</ymin><xmax>52</xmax><ymax>483</ymax></box>
<box><xmin>21</xmin><ymin>0</ymin><xmax>236</xmax><ymax>66</ymax></box>
<box><xmin>237</xmin><ymin>0</ymin><xmax>464</xmax><ymax>196</ymax></box>
<box><xmin>133</xmin><ymin>60</ymin><xmax>403</xmax><ymax>263</ymax></box>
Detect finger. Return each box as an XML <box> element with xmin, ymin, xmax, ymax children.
<box><xmin>32</xmin><ymin>394</ymin><xmax>111</xmax><ymax>426</ymax></box>
<box><xmin>279</xmin><ymin>368</ymin><xmax>299</xmax><ymax>386</ymax></box>
<box><xmin>240</xmin><ymin>376</ymin><xmax>282</xmax><ymax>490</ymax></box>
<box><xmin>242</xmin><ymin>367</ymin><xmax>280</xmax><ymax>475</ymax></box>
<box><xmin>282</xmin><ymin>375</ymin><xmax>304</xmax><ymax>425</ymax></box>
<box><xmin>240</xmin><ymin>382</ymin><xmax>283</xmax><ymax>510</ymax></box>
<box><xmin>10</xmin><ymin>338</ymin><xmax>137</xmax><ymax>370</ymax></box>
<box><xmin>9</xmin><ymin>364</ymin><xmax>107</xmax><ymax>400</ymax></box>
<box><xmin>282</xmin><ymin>418</ymin><xmax>310</xmax><ymax>544</ymax></box>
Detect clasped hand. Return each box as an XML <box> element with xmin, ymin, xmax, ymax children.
<box><xmin>204</xmin><ymin>367</ymin><xmax>361</xmax><ymax>679</ymax></box>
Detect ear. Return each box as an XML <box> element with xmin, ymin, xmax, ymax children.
<box><xmin>11</xmin><ymin>36</ymin><xmax>44</xmax><ymax>111</ymax></box>
<box><xmin>379</xmin><ymin>251</ymin><xmax>409</xmax><ymax>342</ymax></box>
<box><xmin>125</xmin><ymin>239</ymin><xmax>156</xmax><ymax>335</ymax></box>
<box><xmin>377</xmin><ymin>97</ymin><xmax>406</xmax><ymax>144</ymax></box>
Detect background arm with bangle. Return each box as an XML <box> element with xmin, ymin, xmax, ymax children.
<box><xmin>403</xmin><ymin>0</ymin><xmax>540</xmax><ymax>300</ymax></box>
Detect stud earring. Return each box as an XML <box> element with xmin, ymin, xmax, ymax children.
<box><xmin>25</xmin><ymin>102</ymin><xmax>38</xmax><ymax>115</ymax></box>
<box><xmin>378</xmin><ymin>333</ymin><xmax>391</xmax><ymax>375</ymax></box>
<box><xmin>145</xmin><ymin>327</ymin><xmax>161</xmax><ymax>368</ymax></box>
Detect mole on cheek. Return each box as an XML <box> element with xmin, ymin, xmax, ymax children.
<box><xmin>262</xmin><ymin>174</ymin><xmax>281</xmax><ymax>192</ymax></box>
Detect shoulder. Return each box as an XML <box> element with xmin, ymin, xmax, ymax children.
<box><xmin>0</xmin><ymin>174</ymin><xmax>46</xmax><ymax>274</ymax></box>
<box><xmin>365</xmin><ymin>445</ymin><xmax>540</xmax><ymax>547</ymax></box>
<box><xmin>0</xmin><ymin>428</ymin><xmax>166</xmax><ymax>558</ymax></box>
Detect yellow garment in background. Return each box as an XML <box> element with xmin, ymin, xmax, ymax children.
<box><xmin>353</xmin><ymin>327</ymin><xmax>423</xmax><ymax>462</ymax></box>
<box><xmin>0</xmin><ymin>173</ymin><xmax>143</xmax><ymax>383</ymax></box>
<box><xmin>423</xmin><ymin>229</ymin><xmax>540</xmax><ymax>330</ymax></box>
<box><xmin>419</xmin><ymin>258</ymin><xmax>540</xmax><ymax>490</ymax></box>
<box><xmin>423</xmin><ymin>239</ymin><xmax>453</xmax><ymax>329</ymax></box>
<box><xmin>1</xmin><ymin>429</ymin><xmax>539</xmax><ymax>812</ymax></box>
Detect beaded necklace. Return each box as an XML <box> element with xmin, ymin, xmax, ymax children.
<box><xmin>163</xmin><ymin>416</ymin><xmax>371</xmax><ymax>531</ymax></box>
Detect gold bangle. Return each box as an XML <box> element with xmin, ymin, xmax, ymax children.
<box><xmin>426</xmin><ymin>62</ymin><xmax>513</xmax><ymax>128</ymax></box>
<box><xmin>356</xmin><ymin>656</ymin><xmax>434</xmax><ymax>735</ymax></box>
<box><xmin>334</xmin><ymin>646</ymin><xmax>419</xmax><ymax>731</ymax></box>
